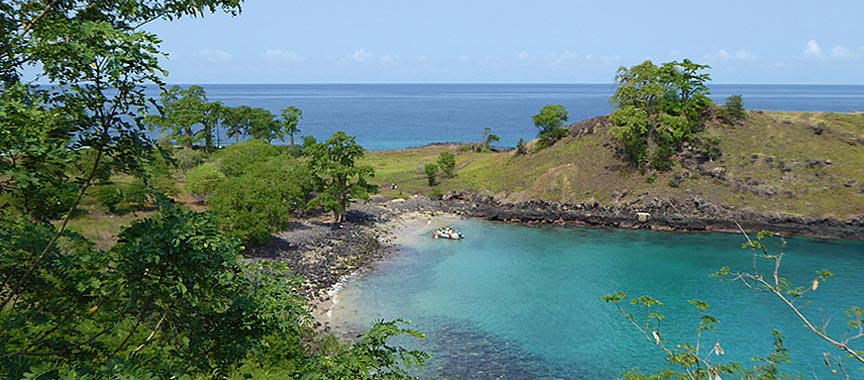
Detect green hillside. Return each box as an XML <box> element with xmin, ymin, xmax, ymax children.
<box><xmin>364</xmin><ymin>111</ymin><xmax>864</xmax><ymax>218</ymax></box>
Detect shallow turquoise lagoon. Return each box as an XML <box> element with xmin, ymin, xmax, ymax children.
<box><xmin>329</xmin><ymin>219</ymin><xmax>864</xmax><ymax>379</ymax></box>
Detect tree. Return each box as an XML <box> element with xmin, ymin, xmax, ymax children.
<box><xmin>281</xmin><ymin>106</ymin><xmax>304</xmax><ymax>147</ymax></box>
<box><xmin>437</xmin><ymin>152</ymin><xmax>456</xmax><ymax>178</ymax></box>
<box><xmin>533</xmin><ymin>105</ymin><xmax>570</xmax><ymax>148</ymax></box>
<box><xmin>475</xmin><ymin>127</ymin><xmax>501</xmax><ymax>152</ymax></box>
<box><xmin>610</xmin><ymin>59</ymin><xmax>713</xmax><ymax>171</ymax></box>
<box><xmin>248</xmin><ymin>107</ymin><xmax>280</xmax><ymax>142</ymax></box>
<box><xmin>718</xmin><ymin>95</ymin><xmax>746</xmax><ymax>124</ymax></box>
<box><xmin>305</xmin><ymin>132</ymin><xmax>378</xmax><ymax>224</ymax></box>
<box><xmin>425</xmin><ymin>162</ymin><xmax>439</xmax><ymax>186</ymax></box>
<box><xmin>224</xmin><ymin>105</ymin><xmax>252</xmax><ymax>144</ymax></box>
<box><xmin>199</xmin><ymin>100</ymin><xmax>226</xmax><ymax>153</ymax></box>
<box><xmin>151</xmin><ymin>85</ymin><xmax>209</xmax><ymax>149</ymax></box>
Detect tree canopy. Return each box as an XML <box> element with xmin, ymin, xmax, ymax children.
<box><xmin>609</xmin><ymin>59</ymin><xmax>713</xmax><ymax>171</ymax></box>
<box><xmin>532</xmin><ymin>104</ymin><xmax>570</xmax><ymax>149</ymax></box>
<box><xmin>305</xmin><ymin>132</ymin><xmax>378</xmax><ymax>224</ymax></box>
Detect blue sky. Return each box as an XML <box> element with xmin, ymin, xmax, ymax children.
<box><xmin>146</xmin><ymin>0</ymin><xmax>864</xmax><ymax>84</ymax></box>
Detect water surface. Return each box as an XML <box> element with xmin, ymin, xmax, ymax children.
<box><xmin>330</xmin><ymin>219</ymin><xmax>864</xmax><ymax>379</ymax></box>
<box><xmin>147</xmin><ymin>84</ymin><xmax>864</xmax><ymax>150</ymax></box>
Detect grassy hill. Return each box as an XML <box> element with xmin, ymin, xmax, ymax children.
<box><xmin>363</xmin><ymin>111</ymin><xmax>864</xmax><ymax>218</ymax></box>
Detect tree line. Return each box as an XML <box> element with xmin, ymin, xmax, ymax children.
<box><xmin>147</xmin><ymin>85</ymin><xmax>304</xmax><ymax>153</ymax></box>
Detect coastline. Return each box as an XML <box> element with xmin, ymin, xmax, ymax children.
<box><xmin>254</xmin><ymin>192</ymin><xmax>863</xmax><ymax>331</ymax></box>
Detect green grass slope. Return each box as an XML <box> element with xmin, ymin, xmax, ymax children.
<box><xmin>363</xmin><ymin>111</ymin><xmax>864</xmax><ymax>218</ymax></box>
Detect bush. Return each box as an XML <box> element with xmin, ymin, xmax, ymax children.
<box><xmin>537</xmin><ymin>128</ymin><xmax>570</xmax><ymax>149</ymax></box>
<box><xmin>124</xmin><ymin>179</ymin><xmax>151</xmax><ymax>209</ymax></box>
<box><xmin>424</xmin><ymin>163</ymin><xmax>438</xmax><ymax>186</ymax></box>
<box><xmin>718</xmin><ymin>95</ymin><xmax>746</xmax><ymax>124</ymax></box>
<box><xmin>208</xmin><ymin>155</ymin><xmax>311</xmax><ymax>245</ymax></box>
<box><xmin>437</xmin><ymin>152</ymin><xmax>456</xmax><ymax>178</ymax></box>
<box><xmin>185</xmin><ymin>162</ymin><xmax>225</xmax><ymax>198</ymax></box>
<box><xmin>516</xmin><ymin>138</ymin><xmax>527</xmax><ymax>155</ymax></box>
<box><xmin>96</xmin><ymin>183</ymin><xmax>123</xmax><ymax>213</ymax></box>
<box><xmin>174</xmin><ymin>147</ymin><xmax>206</xmax><ymax>172</ymax></box>
<box><xmin>214</xmin><ymin>139</ymin><xmax>281</xmax><ymax>177</ymax></box>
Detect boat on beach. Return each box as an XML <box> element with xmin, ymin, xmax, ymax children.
<box><xmin>433</xmin><ymin>227</ymin><xmax>464</xmax><ymax>240</ymax></box>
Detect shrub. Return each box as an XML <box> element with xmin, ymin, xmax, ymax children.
<box><xmin>718</xmin><ymin>95</ymin><xmax>746</xmax><ymax>124</ymax></box>
<box><xmin>185</xmin><ymin>162</ymin><xmax>225</xmax><ymax>198</ymax></box>
<box><xmin>174</xmin><ymin>147</ymin><xmax>206</xmax><ymax>172</ymax></box>
<box><xmin>437</xmin><ymin>152</ymin><xmax>456</xmax><ymax>178</ymax></box>
<box><xmin>214</xmin><ymin>139</ymin><xmax>281</xmax><ymax>177</ymax></box>
<box><xmin>424</xmin><ymin>163</ymin><xmax>438</xmax><ymax>186</ymax></box>
<box><xmin>537</xmin><ymin>128</ymin><xmax>570</xmax><ymax>149</ymax></box>
<box><xmin>208</xmin><ymin>156</ymin><xmax>310</xmax><ymax>245</ymax></box>
<box><xmin>96</xmin><ymin>183</ymin><xmax>123</xmax><ymax>213</ymax></box>
<box><xmin>516</xmin><ymin>138</ymin><xmax>527</xmax><ymax>155</ymax></box>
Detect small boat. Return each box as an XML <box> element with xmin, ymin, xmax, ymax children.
<box><xmin>433</xmin><ymin>227</ymin><xmax>464</xmax><ymax>240</ymax></box>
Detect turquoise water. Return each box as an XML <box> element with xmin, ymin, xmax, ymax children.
<box><xmin>329</xmin><ymin>219</ymin><xmax>864</xmax><ymax>379</ymax></box>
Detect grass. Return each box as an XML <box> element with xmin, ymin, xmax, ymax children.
<box><xmin>363</xmin><ymin>111</ymin><xmax>864</xmax><ymax>218</ymax></box>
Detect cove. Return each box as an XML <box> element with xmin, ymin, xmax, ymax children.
<box><xmin>329</xmin><ymin>218</ymin><xmax>864</xmax><ymax>380</ymax></box>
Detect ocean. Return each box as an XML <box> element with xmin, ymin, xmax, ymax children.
<box><xmin>153</xmin><ymin>84</ymin><xmax>864</xmax><ymax>150</ymax></box>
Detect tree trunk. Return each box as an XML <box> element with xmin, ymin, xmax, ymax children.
<box><xmin>184</xmin><ymin>127</ymin><xmax>193</xmax><ymax>148</ymax></box>
<box><xmin>205</xmin><ymin>128</ymin><xmax>212</xmax><ymax>154</ymax></box>
<box><xmin>289</xmin><ymin>134</ymin><xmax>294</xmax><ymax>147</ymax></box>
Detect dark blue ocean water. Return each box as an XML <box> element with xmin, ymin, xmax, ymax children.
<box><xmin>330</xmin><ymin>219</ymin><xmax>864</xmax><ymax>380</ymax></box>
<box><xmin>154</xmin><ymin>84</ymin><xmax>864</xmax><ymax>150</ymax></box>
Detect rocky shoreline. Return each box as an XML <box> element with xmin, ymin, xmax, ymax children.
<box><xmin>252</xmin><ymin>193</ymin><xmax>863</xmax><ymax>330</ymax></box>
<box><xmin>440</xmin><ymin>191</ymin><xmax>864</xmax><ymax>240</ymax></box>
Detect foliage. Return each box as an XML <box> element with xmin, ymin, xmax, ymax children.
<box><xmin>610</xmin><ymin>59</ymin><xmax>713</xmax><ymax>170</ymax></box>
<box><xmin>1</xmin><ymin>2</ymin><xmax>427</xmax><ymax>379</ymax></box>
<box><xmin>302</xmin><ymin>320</ymin><xmax>429</xmax><ymax>380</ymax></box>
<box><xmin>436</xmin><ymin>152</ymin><xmax>456</xmax><ymax>178</ymax></box>
<box><xmin>718</xmin><ymin>95</ymin><xmax>746</xmax><ymax>124</ymax></box>
<box><xmin>474</xmin><ymin>127</ymin><xmax>501</xmax><ymax>153</ymax></box>
<box><xmin>208</xmin><ymin>155</ymin><xmax>311</xmax><ymax>245</ymax></box>
<box><xmin>516</xmin><ymin>138</ymin><xmax>528</xmax><ymax>155</ymax></box>
<box><xmin>533</xmin><ymin>104</ymin><xmax>570</xmax><ymax>149</ymax></box>
<box><xmin>96</xmin><ymin>183</ymin><xmax>124</xmax><ymax>213</ymax></box>
<box><xmin>248</xmin><ymin>107</ymin><xmax>280</xmax><ymax>142</ymax></box>
<box><xmin>214</xmin><ymin>139</ymin><xmax>282</xmax><ymax>177</ymax></box>
<box><xmin>184</xmin><ymin>161</ymin><xmax>225</xmax><ymax>197</ymax></box>
<box><xmin>281</xmin><ymin>106</ymin><xmax>303</xmax><ymax>147</ymax></box>
<box><xmin>148</xmin><ymin>85</ymin><xmax>209</xmax><ymax>149</ymax></box>
<box><xmin>424</xmin><ymin>163</ymin><xmax>439</xmax><ymax>186</ymax></box>
<box><xmin>305</xmin><ymin>132</ymin><xmax>378</xmax><ymax>224</ymax></box>
<box><xmin>173</xmin><ymin>147</ymin><xmax>206</xmax><ymax>172</ymax></box>
<box><xmin>605</xmin><ymin>227</ymin><xmax>864</xmax><ymax>380</ymax></box>
<box><xmin>603</xmin><ymin>293</ymin><xmax>795</xmax><ymax>380</ymax></box>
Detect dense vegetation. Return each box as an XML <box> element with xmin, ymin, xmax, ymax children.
<box><xmin>0</xmin><ymin>1</ymin><xmax>422</xmax><ymax>379</ymax></box>
<box><xmin>609</xmin><ymin>59</ymin><xmax>714</xmax><ymax>171</ymax></box>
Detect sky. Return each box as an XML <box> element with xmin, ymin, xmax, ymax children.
<box><xmin>145</xmin><ymin>0</ymin><xmax>864</xmax><ymax>84</ymax></box>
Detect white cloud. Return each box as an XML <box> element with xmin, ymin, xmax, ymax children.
<box><xmin>349</xmin><ymin>48</ymin><xmax>373</xmax><ymax>62</ymax></box>
<box><xmin>517</xmin><ymin>51</ymin><xmax>532</xmax><ymax>61</ymax></box>
<box><xmin>459</xmin><ymin>55</ymin><xmax>470</xmax><ymax>61</ymax></box>
<box><xmin>263</xmin><ymin>49</ymin><xmax>304</xmax><ymax>64</ymax></box>
<box><xmin>705</xmin><ymin>49</ymin><xmax>757</xmax><ymax>61</ymax></box>
<box><xmin>830</xmin><ymin>46</ymin><xmax>856</xmax><ymax>59</ymax></box>
<box><xmin>804</xmin><ymin>40</ymin><xmax>823</xmax><ymax>58</ymax></box>
<box><xmin>735</xmin><ymin>50</ymin><xmax>757</xmax><ymax>61</ymax></box>
<box><xmin>339</xmin><ymin>49</ymin><xmax>400</xmax><ymax>66</ymax></box>
<box><xmin>197</xmin><ymin>49</ymin><xmax>233</xmax><ymax>64</ymax></box>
